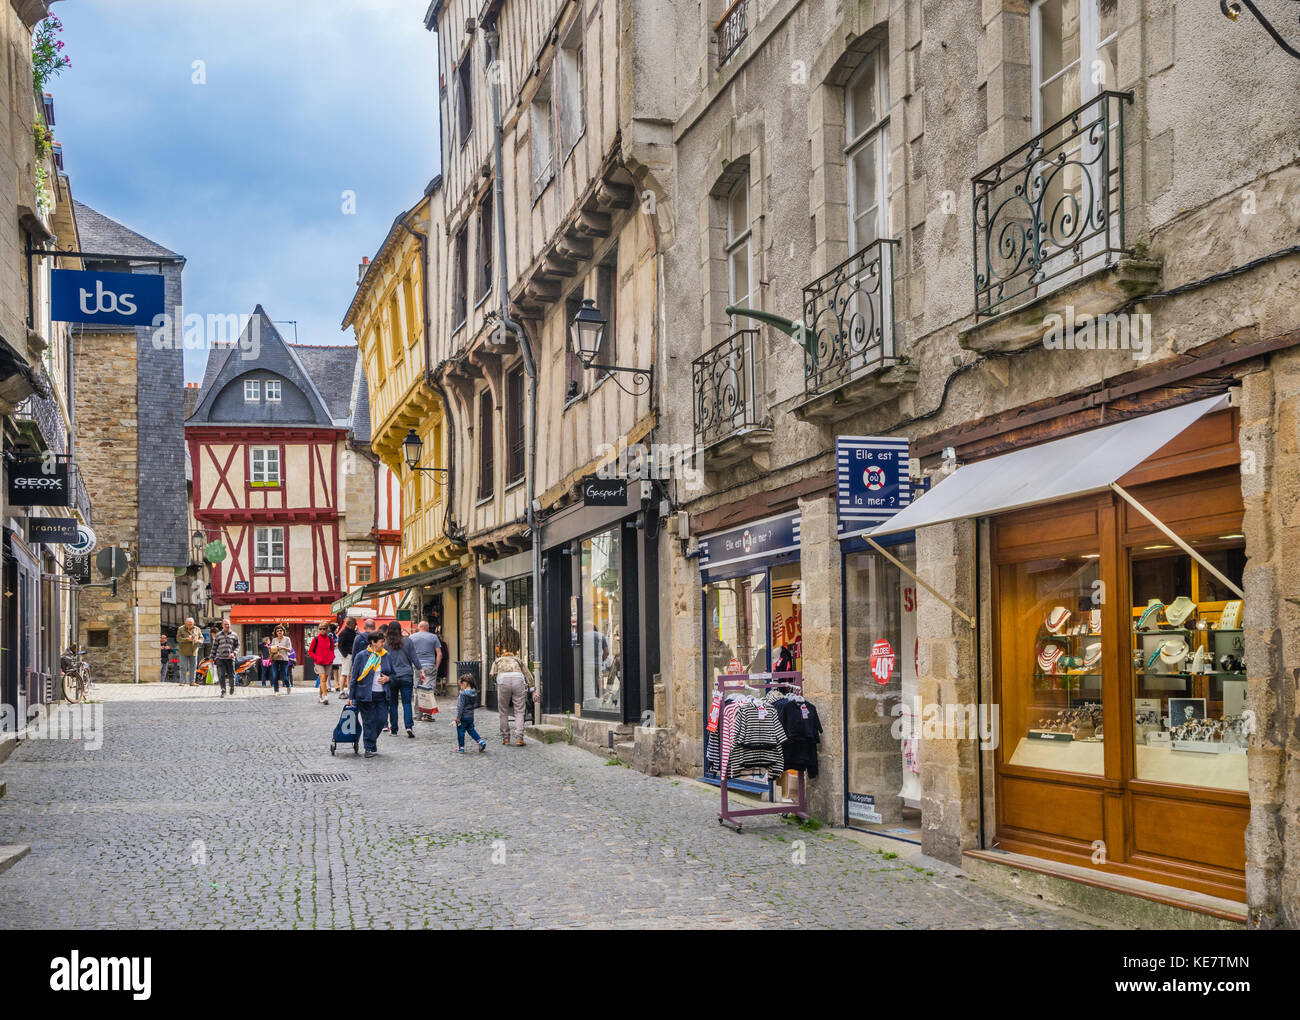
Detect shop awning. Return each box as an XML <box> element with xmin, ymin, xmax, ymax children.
<box><xmin>228</xmin><ymin>604</ymin><xmax>337</xmax><ymax>626</ymax></box>
<box><xmin>330</xmin><ymin>565</ymin><xmax>456</xmax><ymax>615</ymax></box>
<box><xmin>870</xmin><ymin>395</ymin><xmax>1230</xmax><ymax>538</ymax></box>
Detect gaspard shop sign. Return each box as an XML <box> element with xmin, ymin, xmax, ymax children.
<box><xmin>50</xmin><ymin>268</ymin><xmax>165</xmax><ymax>327</ymax></box>
<box><xmin>6</xmin><ymin>452</ymin><xmax>71</xmax><ymax>506</ymax></box>
<box><xmin>582</xmin><ymin>476</ymin><xmax>627</xmax><ymax>508</ymax></box>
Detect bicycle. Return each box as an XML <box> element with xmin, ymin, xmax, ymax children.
<box><xmin>60</xmin><ymin>646</ymin><xmax>93</xmax><ymax>704</ymax></box>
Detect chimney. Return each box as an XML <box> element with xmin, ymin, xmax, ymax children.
<box><xmin>358</xmin><ymin>255</ymin><xmax>370</xmax><ymax>285</ymax></box>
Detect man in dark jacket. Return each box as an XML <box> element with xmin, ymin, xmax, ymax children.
<box><xmin>348</xmin><ymin>630</ymin><xmax>389</xmax><ymax>758</ymax></box>
<box><xmin>211</xmin><ymin>620</ymin><xmax>240</xmax><ymax>698</ymax></box>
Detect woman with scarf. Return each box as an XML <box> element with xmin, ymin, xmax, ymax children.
<box><xmin>347</xmin><ymin>630</ymin><xmax>389</xmax><ymax>758</ymax></box>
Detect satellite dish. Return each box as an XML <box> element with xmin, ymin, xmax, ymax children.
<box><xmin>95</xmin><ymin>545</ymin><xmax>132</xmax><ymax>579</ymax></box>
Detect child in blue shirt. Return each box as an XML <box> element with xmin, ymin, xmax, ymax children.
<box><xmin>454</xmin><ymin>673</ymin><xmax>487</xmax><ymax>753</ymax></box>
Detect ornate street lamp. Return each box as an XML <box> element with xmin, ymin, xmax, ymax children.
<box><xmin>1221</xmin><ymin>1</ymin><xmax>1300</xmax><ymax>60</ymax></box>
<box><xmin>402</xmin><ymin>428</ymin><xmax>449</xmax><ymax>481</ymax></box>
<box><xmin>568</xmin><ymin>299</ymin><xmax>653</xmax><ymax>396</ymax></box>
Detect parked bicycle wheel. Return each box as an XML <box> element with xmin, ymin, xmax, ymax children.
<box><xmin>62</xmin><ymin>671</ymin><xmax>82</xmax><ymax>704</ymax></box>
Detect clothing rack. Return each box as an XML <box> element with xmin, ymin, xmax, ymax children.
<box><xmin>716</xmin><ymin>671</ymin><xmax>809</xmax><ymax>832</ymax></box>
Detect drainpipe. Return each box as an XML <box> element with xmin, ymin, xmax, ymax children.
<box><xmin>486</xmin><ymin>25</ymin><xmax>542</xmax><ymax>677</ymax></box>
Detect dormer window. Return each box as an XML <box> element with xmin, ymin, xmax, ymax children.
<box><xmin>244</xmin><ymin>379</ymin><xmax>261</xmax><ymax>402</ymax></box>
<box><xmin>265</xmin><ymin>379</ymin><xmax>282</xmax><ymax>402</ymax></box>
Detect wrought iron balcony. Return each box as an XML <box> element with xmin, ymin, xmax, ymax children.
<box><xmin>802</xmin><ymin>238</ymin><xmax>899</xmax><ymax>397</ymax></box>
<box><xmin>715</xmin><ymin>0</ymin><xmax>749</xmax><ymax>67</ymax></box>
<box><xmin>693</xmin><ymin>328</ymin><xmax>768</xmax><ymax>449</ymax></box>
<box><xmin>13</xmin><ymin>361</ymin><xmax>66</xmax><ymax>455</ymax></box>
<box><xmin>973</xmin><ymin>91</ymin><xmax>1133</xmax><ymax>319</ymax></box>
<box><xmin>74</xmin><ymin>467</ymin><xmax>91</xmax><ymax>526</ymax></box>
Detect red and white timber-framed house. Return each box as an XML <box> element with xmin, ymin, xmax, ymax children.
<box><xmin>185</xmin><ymin>306</ymin><xmax>372</xmax><ymax>666</ymax></box>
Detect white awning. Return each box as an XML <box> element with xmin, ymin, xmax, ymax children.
<box><xmin>871</xmin><ymin>394</ymin><xmax>1231</xmax><ymax>538</ymax></box>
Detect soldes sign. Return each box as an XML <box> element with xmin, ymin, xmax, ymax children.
<box><xmin>51</xmin><ymin>269</ymin><xmax>165</xmax><ymax>327</ymax></box>
<box><xmin>6</xmin><ymin>453</ymin><xmax>71</xmax><ymax>506</ymax></box>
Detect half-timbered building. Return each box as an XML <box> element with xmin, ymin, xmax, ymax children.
<box><xmin>186</xmin><ymin>307</ymin><xmax>395</xmax><ymax>669</ymax></box>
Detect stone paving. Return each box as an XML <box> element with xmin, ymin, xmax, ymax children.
<box><xmin>0</xmin><ymin>683</ymin><xmax>1102</xmax><ymax>929</ymax></box>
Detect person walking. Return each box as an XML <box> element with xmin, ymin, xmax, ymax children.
<box><xmin>269</xmin><ymin>625</ymin><xmax>294</xmax><ymax>695</ymax></box>
<box><xmin>159</xmin><ymin>633</ymin><xmax>173</xmax><ymax>684</ymax></box>
<box><xmin>308</xmin><ymin>624</ymin><xmax>335</xmax><ymax>705</ymax></box>
<box><xmin>337</xmin><ymin>618</ymin><xmax>358</xmax><ymax>697</ymax></box>
<box><xmin>176</xmin><ymin>617</ymin><xmax>202</xmax><ymax>687</ymax></box>
<box><xmin>489</xmin><ymin>642</ymin><xmax>534</xmax><ymax>747</ymax></box>
<box><xmin>211</xmin><ymin>619</ymin><xmax>240</xmax><ymax>698</ymax></box>
<box><xmin>258</xmin><ymin>637</ymin><xmax>271</xmax><ymax>687</ymax></box>
<box><xmin>348</xmin><ymin>630</ymin><xmax>389</xmax><ymax>758</ymax></box>
<box><xmin>453</xmin><ymin>673</ymin><xmax>487</xmax><ymax>753</ymax></box>
<box><xmin>380</xmin><ymin>621</ymin><xmax>420</xmax><ymax>739</ymax></box>
<box><xmin>327</xmin><ymin>622</ymin><xmax>343</xmax><ymax>695</ymax></box>
<box><xmin>408</xmin><ymin>620</ymin><xmax>441</xmax><ymax>689</ymax></box>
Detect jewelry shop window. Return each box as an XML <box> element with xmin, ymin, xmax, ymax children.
<box><xmin>1000</xmin><ymin>550</ymin><xmax>1104</xmax><ymax>775</ymax></box>
<box><xmin>1128</xmin><ymin>540</ymin><xmax>1247</xmax><ymax>792</ymax></box>
<box><xmin>579</xmin><ymin>527</ymin><xmax>621</xmax><ymax>714</ymax></box>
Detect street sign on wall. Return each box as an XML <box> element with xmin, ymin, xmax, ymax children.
<box><xmin>50</xmin><ymin>268</ymin><xmax>165</xmax><ymax>327</ymax></box>
<box><xmin>836</xmin><ymin>436</ymin><xmax>910</xmax><ymax>539</ymax></box>
<box><xmin>6</xmin><ymin>452</ymin><xmax>71</xmax><ymax>506</ymax></box>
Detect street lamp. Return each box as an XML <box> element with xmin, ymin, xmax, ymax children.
<box><xmin>568</xmin><ymin>298</ymin><xmax>653</xmax><ymax>396</ymax></box>
<box><xmin>1221</xmin><ymin>1</ymin><xmax>1300</xmax><ymax>60</ymax></box>
<box><xmin>401</xmin><ymin>428</ymin><xmax>449</xmax><ymax>481</ymax></box>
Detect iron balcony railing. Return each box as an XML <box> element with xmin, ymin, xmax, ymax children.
<box><xmin>715</xmin><ymin>0</ymin><xmax>749</xmax><ymax>67</ymax></box>
<box><xmin>14</xmin><ymin>362</ymin><xmax>67</xmax><ymax>456</ymax></box>
<box><xmin>972</xmin><ymin>91</ymin><xmax>1133</xmax><ymax>318</ymax></box>
<box><xmin>692</xmin><ymin>328</ymin><xmax>768</xmax><ymax>448</ymax></box>
<box><xmin>74</xmin><ymin>467</ymin><xmax>91</xmax><ymax>526</ymax></box>
<box><xmin>802</xmin><ymin>238</ymin><xmax>899</xmax><ymax>397</ymax></box>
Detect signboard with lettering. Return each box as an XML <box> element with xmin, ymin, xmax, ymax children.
<box><xmin>582</xmin><ymin>476</ymin><xmax>627</xmax><ymax>508</ymax></box>
<box><xmin>6</xmin><ymin>452</ymin><xmax>71</xmax><ymax>506</ymax></box>
<box><xmin>51</xmin><ymin>268</ymin><xmax>165</xmax><ymax>327</ymax></box>
<box><xmin>698</xmin><ymin>510</ymin><xmax>800</xmax><ymax>576</ymax></box>
<box><xmin>27</xmin><ymin>516</ymin><xmax>79</xmax><ymax>544</ymax></box>
<box><xmin>232</xmin><ymin>580</ymin><xmax>250</xmax><ymax>593</ymax></box>
<box><xmin>836</xmin><ymin>436</ymin><xmax>910</xmax><ymax>539</ymax></box>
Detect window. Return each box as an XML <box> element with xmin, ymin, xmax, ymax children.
<box><xmin>1031</xmin><ymin>0</ymin><xmax>1116</xmax><ymax>132</ymax></box>
<box><xmin>564</xmin><ymin>294</ymin><xmax>584</xmax><ymax>401</ymax></box>
<box><xmin>254</xmin><ymin>527</ymin><xmax>284</xmax><ymax>572</ymax></box>
<box><xmin>478</xmin><ymin>195</ymin><xmax>494</xmax><ymax>301</ymax></box>
<box><xmin>453</xmin><ymin>227</ymin><xmax>469</xmax><ymax>328</ymax></box>
<box><xmin>457</xmin><ymin>53</ymin><xmax>474</xmax><ymax>146</ymax></box>
<box><xmin>478</xmin><ymin>390</ymin><xmax>494</xmax><ymax>501</ymax></box>
<box><xmin>250</xmin><ymin>446</ymin><xmax>281</xmax><ymax>487</ymax></box>
<box><xmin>87</xmin><ymin>628</ymin><xmax>109</xmax><ymax>648</ymax></box>
<box><xmin>244</xmin><ymin>379</ymin><xmax>260</xmax><ymax>402</ymax></box>
<box><xmin>594</xmin><ymin>250</ymin><xmax>618</xmax><ymax>373</ymax></box>
<box><xmin>355</xmin><ymin>563</ymin><xmax>373</xmax><ymax>585</ymax></box>
<box><xmin>506</xmin><ymin>366</ymin><xmax>525</xmax><ymax>484</ymax></box>
<box><xmin>264</xmin><ymin>379</ymin><xmax>282</xmax><ymax>402</ymax></box>
<box><xmin>579</xmin><ymin>527</ymin><xmax>622</xmax><ymax>714</ymax></box>
<box><xmin>555</xmin><ymin>21</ymin><xmax>585</xmax><ymax>158</ymax></box>
<box><xmin>530</xmin><ymin>79</ymin><xmax>555</xmax><ymax>197</ymax></box>
<box><xmin>725</xmin><ymin>177</ymin><xmax>752</xmax><ymax>329</ymax></box>
<box><xmin>402</xmin><ymin>276</ymin><xmax>419</xmax><ymax>349</ymax></box>
<box><xmin>845</xmin><ymin>46</ymin><xmax>889</xmax><ymax>251</ymax></box>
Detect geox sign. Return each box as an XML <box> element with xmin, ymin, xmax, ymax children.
<box><xmin>6</xmin><ymin>452</ymin><xmax>71</xmax><ymax>507</ymax></box>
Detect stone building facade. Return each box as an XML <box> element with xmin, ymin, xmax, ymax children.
<box><xmin>642</xmin><ymin>0</ymin><xmax>1300</xmax><ymax>926</ymax></box>
<box><xmin>71</xmin><ymin>202</ymin><xmax>186</xmax><ymax>684</ymax></box>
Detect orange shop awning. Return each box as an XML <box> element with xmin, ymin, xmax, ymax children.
<box><xmin>227</xmin><ymin>604</ymin><xmax>338</xmax><ymax>626</ymax></box>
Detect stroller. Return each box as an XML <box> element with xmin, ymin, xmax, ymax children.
<box><xmin>330</xmin><ymin>703</ymin><xmax>361</xmax><ymax>755</ymax></box>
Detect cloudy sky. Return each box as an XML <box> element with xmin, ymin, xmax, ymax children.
<box><xmin>50</xmin><ymin>0</ymin><xmax>440</xmax><ymax>381</ymax></box>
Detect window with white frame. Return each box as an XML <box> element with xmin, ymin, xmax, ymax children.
<box><xmin>530</xmin><ymin>79</ymin><xmax>555</xmax><ymax>197</ymax></box>
<box><xmin>244</xmin><ymin>379</ymin><xmax>261</xmax><ymax>402</ymax></box>
<box><xmin>264</xmin><ymin>378</ymin><xmax>282</xmax><ymax>402</ymax></box>
<box><xmin>555</xmin><ymin>21</ymin><xmax>585</xmax><ymax>159</ymax></box>
<box><xmin>725</xmin><ymin>175</ymin><xmax>752</xmax><ymax>329</ymax></box>
<box><xmin>250</xmin><ymin>446</ymin><xmax>281</xmax><ymax>487</ymax></box>
<box><xmin>254</xmin><ymin>527</ymin><xmax>284</xmax><ymax>572</ymax></box>
<box><xmin>1031</xmin><ymin>0</ymin><xmax>1117</xmax><ymax>132</ymax></box>
<box><xmin>845</xmin><ymin>45</ymin><xmax>890</xmax><ymax>252</ymax></box>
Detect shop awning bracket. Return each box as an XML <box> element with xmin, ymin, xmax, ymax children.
<box><xmin>864</xmin><ymin>536</ymin><xmax>976</xmax><ymax>629</ymax></box>
<box><xmin>1110</xmin><ymin>483</ymin><xmax>1246</xmax><ymax>600</ymax></box>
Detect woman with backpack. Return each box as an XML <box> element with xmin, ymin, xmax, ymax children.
<box><xmin>309</xmin><ymin>623</ymin><xmax>336</xmax><ymax>705</ymax></box>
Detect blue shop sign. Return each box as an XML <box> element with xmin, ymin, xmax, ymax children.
<box><xmin>699</xmin><ymin>510</ymin><xmax>800</xmax><ymax>577</ymax></box>
<box><xmin>837</xmin><ymin>436</ymin><xmax>910</xmax><ymax>539</ymax></box>
<box><xmin>51</xmin><ymin>269</ymin><xmax>165</xmax><ymax>327</ymax></box>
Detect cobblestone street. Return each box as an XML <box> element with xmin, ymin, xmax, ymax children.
<box><xmin>0</xmin><ymin>684</ymin><xmax>1101</xmax><ymax>929</ymax></box>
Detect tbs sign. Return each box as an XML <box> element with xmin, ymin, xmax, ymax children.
<box><xmin>51</xmin><ymin>269</ymin><xmax>165</xmax><ymax>327</ymax></box>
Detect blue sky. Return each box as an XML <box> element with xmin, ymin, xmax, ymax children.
<box><xmin>49</xmin><ymin>0</ymin><xmax>440</xmax><ymax>381</ymax></box>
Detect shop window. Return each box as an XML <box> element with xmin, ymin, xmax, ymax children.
<box><xmin>999</xmin><ymin>550</ymin><xmax>1104</xmax><ymax>776</ymax></box>
<box><xmin>844</xmin><ymin>541</ymin><xmax>920</xmax><ymax>837</ymax></box>
<box><xmin>769</xmin><ymin>563</ymin><xmax>802</xmax><ymax>671</ymax></box>
<box><xmin>579</xmin><ymin>528</ymin><xmax>622</xmax><ymax>714</ymax></box>
<box><xmin>704</xmin><ymin>571</ymin><xmax>768</xmax><ymax>681</ymax></box>
<box><xmin>484</xmin><ymin>575</ymin><xmax>534</xmax><ymax>704</ymax></box>
<box><xmin>1128</xmin><ymin>541</ymin><xmax>1247</xmax><ymax>793</ymax></box>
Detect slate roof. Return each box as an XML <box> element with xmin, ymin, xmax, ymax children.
<box><xmin>288</xmin><ymin>343</ymin><xmax>359</xmax><ymax>422</ymax></box>
<box><xmin>73</xmin><ymin>201</ymin><xmax>182</xmax><ymax>261</ymax></box>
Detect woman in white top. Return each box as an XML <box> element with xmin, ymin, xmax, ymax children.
<box><xmin>269</xmin><ymin>625</ymin><xmax>295</xmax><ymax>695</ymax></box>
